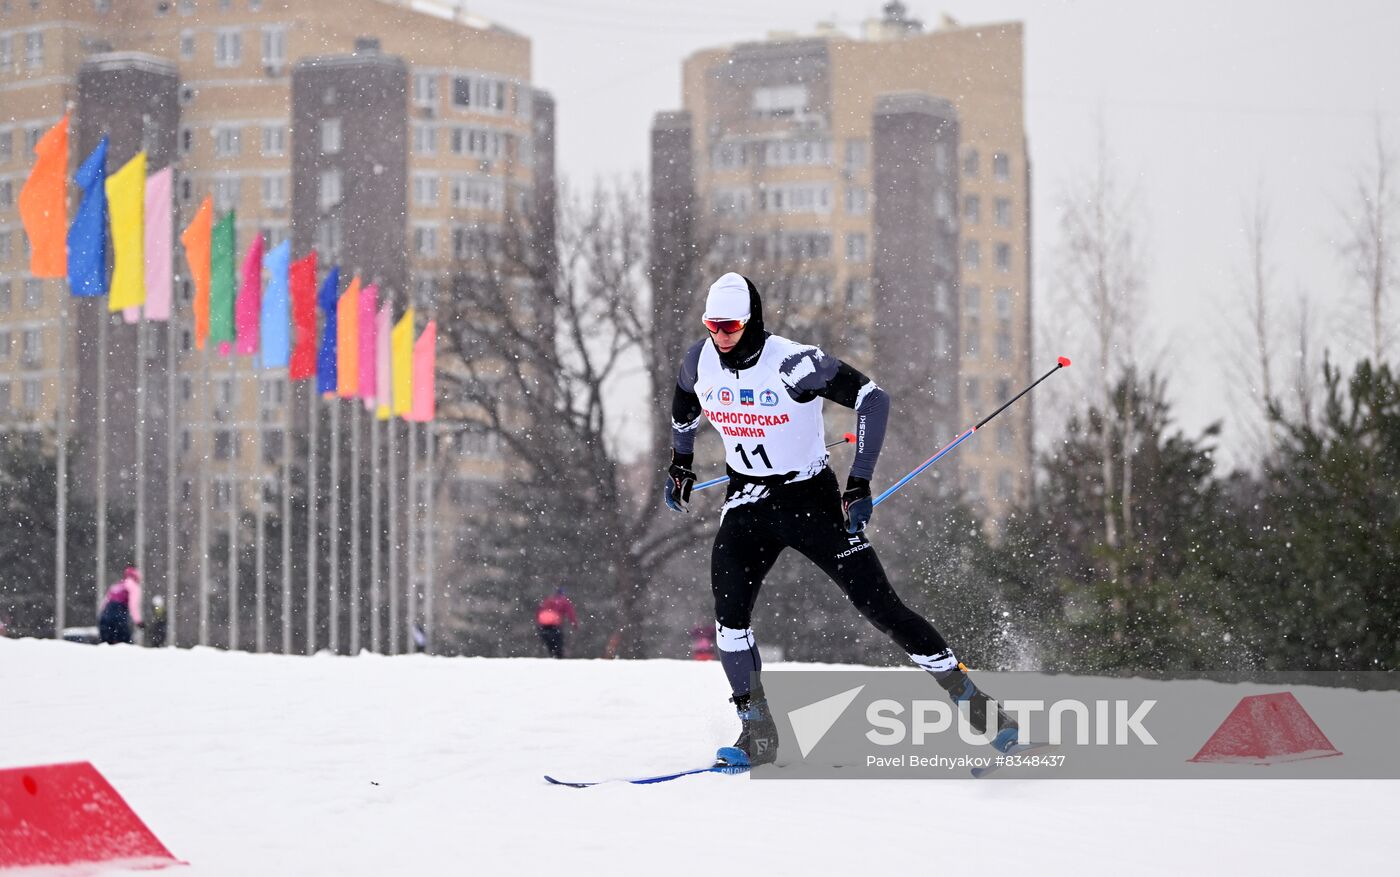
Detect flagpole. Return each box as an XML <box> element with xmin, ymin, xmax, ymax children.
<box><xmin>55</xmin><ymin>289</ymin><xmax>68</xmax><ymax>639</ymax></box>
<box><xmin>350</xmin><ymin>403</ymin><xmax>361</xmax><ymax>654</ymax></box>
<box><xmin>134</xmin><ymin>317</ymin><xmax>147</xmax><ymax>645</ymax></box>
<box><xmin>280</xmin><ymin>372</ymin><xmax>291</xmax><ymax>654</ymax></box>
<box><xmin>199</xmin><ymin>350</ymin><xmax>210</xmax><ymax>645</ymax></box>
<box><xmin>407</xmin><ymin>418</ymin><xmax>418</xmax><ymax>651</ymax></box>
<box><xmin>387</xmin><ymin>415</ymin><xmax>398</xmax><ymax>656</ymax></box>
<box><xmin>425</xmin><ymin>421</ymin><xmax>435</xmax><ymax>654</ymax></box>
<box><xmin>165</xmin><ymin>314</ymin><xmax>177</xmax><ymax>647</ymax></box>
<box><xmin>370</xmin><ymin>409</ymin><xmax>381</xmax><ymax>653</ymax></box>
<box><xmin>305</xmin><ymin>390</ymin><xmax>319</xmax><ymax>655</ymax></box>
<box><xmin>255</xmin><ymin>396</ymin><xmax>267</xmax><ymax>653</ymax></box>
<box><xmin>97</xmin><ymin>304</ymin><xmax>108</xmax><ymax>615</ymax></box>
<box><xmin>329</xmin><ymin>397</ymin><xmax>340</xmax><ymax>653</ymax></box>
<box><xmin>228</xmin><ymin>398</ymin><xmax>239</xmax><ymax>650</ymax></box>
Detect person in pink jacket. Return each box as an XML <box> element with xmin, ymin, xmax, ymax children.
<box><xmin>536</xmin><ymin>588</ymin><xmax>578</xmax><ymax>659</ymax></box>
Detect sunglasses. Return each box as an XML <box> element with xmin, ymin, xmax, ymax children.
<box><xmin>703</xmin><ymin>317</ymin><xmax>749</xmax><ymax>334</ymax></box>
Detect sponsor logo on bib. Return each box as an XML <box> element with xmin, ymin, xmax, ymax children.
<box><xmin>717</xmin><ymin>387</ymin><xmax>735</xmax><ymax>406</ymax></box>
<box><xmin>759</xmin><ymin>388</ymin><xmax>779</xmax><ymax>407</ymax></box>
<box><xmin>740</xmin><ymin>389</ymin><xmax>755</xmax><ymax>406</ymax></box>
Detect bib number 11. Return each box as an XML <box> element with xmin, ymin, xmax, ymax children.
<box><xmin>735</xmin><ymin>443</ymin><xmax>772</xmax><ymax>469</ymax></box>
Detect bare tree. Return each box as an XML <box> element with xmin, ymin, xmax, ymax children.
<box><xmin>1052</xmin><ymin>121</ymin><xmax>1147</xmax><ymax>566</ymax></box>
<box><xmin>1223</xmin><ymin>186</ymin><xmax>1280</xmax><ymax>464</ymax></box>
<box><xmin>1338</xmin><ymin>122</ymin><xmax>1399</xmax><ymax>366</ymax></box>
<box><xmin>434</xmin><ymin>179</ymin><xmax>709</xmax><ymax>657</ymax></box>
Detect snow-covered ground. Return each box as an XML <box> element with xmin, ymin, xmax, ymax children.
<box><xmin>2</xmin><ymin>637</ymin><xmax>1396</xmax><ymax>875</ymax></box>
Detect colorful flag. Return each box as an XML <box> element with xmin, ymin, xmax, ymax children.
<box><xmin>17</xmin><ymin>114</ymin><xmax>69</xmax><ymax>277</ymax></box>
<box><xmin>181</xmin><ymin>197</ymin><xmax>213</xmax><ymax>349</ymax></box>
<box><xmin>358</xmin><ymin>283</ymin><xmax>378</xmax><ymax>408</ymax></box>
<box><xmin>392</xmin><ymin>306</ymin><xmax>414</xmax><ymax>419</ymax></box>
<box><xmin>336</xmin><ymin>275</ymin><xmax>361</xmax><ymax>397</ymax></box>
<box><xmin>289</xmin><ymin>251</ymin><xmax>318</xmax><ymax>381</ymax></box>
<box><xmin>409</xmin><ymin>320</ymin><xmax>436</xmax><ymax>423</ymax></box>
<box><xmin>261</xmin><ymin>239</ymin><xmax>291</xmax><ymax>368</ymax></box>
<box><xmin>235</xmin><ymin>234</ymin><xmax>264</xmax><ymax>356</ymax></box>
<box><xmin>375</xmin><ymin>302</ymin><xmax>392</xmax><ymax>419</ymax></box>
<box><xmin>106</xmin><ymin>151</ymin><xmax>147</xmax><ymax>313</ymax></box>
<box><xmin>67</xmin><ymin>136</ymin><xmax>109</xmax><ymax>298</ymax></box>
<box><xmin>141</xmin><ymin>167</ymin><xmax>173</xmax><ymax>321</ymax></box>
<box><xmin>316</xmin><ymin>266</ymin><xmax>340</xmax><ymax>396</ymax></box>
<box><xmin>209</xmin><ymin>211</ymin><xmax>237</xmax><ymax>348</ymax></box>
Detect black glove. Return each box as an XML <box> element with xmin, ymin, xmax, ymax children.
<box><xmin>664</xmin><ymin>451</ymin><xmax>696</xmax><ymax>513</ymax></box>
<box><xmin>842</xmin><ymin>475</ymin><xmax>873</xmax><ymax>534</ymax></box>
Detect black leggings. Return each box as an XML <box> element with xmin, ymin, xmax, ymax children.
<box><xmin>711</xmin><ymin>469</ymin><xmax>950</xmax><ymax>658</ymax></box>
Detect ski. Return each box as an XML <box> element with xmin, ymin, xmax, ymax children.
<box><xmin>970</xmin><ymin>742</ymin><xmax>1056</xmax><ymax>779</ymax></box>
<box><xmin>544</xmin><ymin>763</ymin><xmax>749</xmax><ymax>788</ymax></box>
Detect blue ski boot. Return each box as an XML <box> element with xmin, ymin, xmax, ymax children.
<box><xmin>934</xmin><ymin>667</ymin><xmax>1021</xmax><ymax>753</ymax></box>
<box><xmin>715</xmin><ymin>689</ymin><xmax>779</xmax><ymax>769</ymax></box>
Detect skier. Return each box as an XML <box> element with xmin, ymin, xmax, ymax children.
<box><xmin>535</xmin><ymin>587</ymin><xmax>578</xmax><ymax>659</ymax></box>
<box><xmin>664</xmin><ymin>272</ymin><xmax>1019</xmax><ymax>768</ymax></box>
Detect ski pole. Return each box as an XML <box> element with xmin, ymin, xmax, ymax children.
<box><xmin>693</xmin><ymin>433</ymin><xmax>856</xmax><ymax>492</ymax></box>
<box><xmin>873</xmin><ymin>356</ymin><xmax>1071</xmax><ymax>508</ymax></box>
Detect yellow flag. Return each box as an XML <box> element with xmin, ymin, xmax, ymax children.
<box><xmin>106</xmin><ymin>152</ymin><xmax>147</xmax><ymax>312</ymax></box>
<box><xmin>392</xmin><ymin>306</ymin><xmax>415</xmax><ymax>418</ymax></box>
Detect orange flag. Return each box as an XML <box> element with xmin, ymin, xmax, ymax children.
<box><xmin>17</xmin><ymin>114</ymin><xmax>70</xmax><ymax>278</ymax></box>
<box><xmin>181</xmin><ymin>196</ymin><xmax>214</xmax><ymax>349</ymax></box>
<box><xmin>336</xmin><ymin>275</ymin><xmax>362</xmax><ymax>397</ymax></box>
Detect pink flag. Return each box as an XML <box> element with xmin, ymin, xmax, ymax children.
<box><xmin>235</xmin><ymin>234</ymin><xmax>265</xmax><ymax>355</ymax></box>
<box><xmin>375</xmin><ymin>301</ymin><xmax>392</xmax><ymax>418</ymax></box>
<box><xmin>358</xmin><ymin>283</ymin><xmax>378</xmax><ymax>405</ymax></box>
<box><xmin>409</xmin><ymin>320</ymin><xmax>436</xmax><ymax>422</ymax></box>
<box><xmin>142</xmin><ymin>167</ymin><xmax>173</xmax><ymax>321</ymax></box>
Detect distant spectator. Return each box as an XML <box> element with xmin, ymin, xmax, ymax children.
<box><xmin>98</xmin><ymin>584</ymin><xmax>133</xmax><ymax>645</ymax></box>
<box><xmin>412</xmin><ymin>622</ymin><xmax>427</xmax><ymax>653</ymax></box>
<box><xmin>536</xmin><ymin>587</ymin><xmax>578</xmax><ymax>659</ymax></box>
<box><xmin>690</xmin><ymin>625</ymin><xmax>716</xmax><ymax>661</ymax></box>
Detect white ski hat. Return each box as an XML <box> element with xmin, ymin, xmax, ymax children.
<box><xmin>703</xmin><ymin>273</ymin><xmax>752</xmax><ymax>321</ymax></box>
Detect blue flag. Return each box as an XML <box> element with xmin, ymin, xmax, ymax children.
<box><xmin>67</xmin><ymin>136</ymin><xmax>109</xmax><ymax>297</ymax></box>
<box><xmin>315</xmin><ymin>266</ymin><xmax>340</xmax><ymax>395</ymax></box>
<box><xmin>260</xmin><ymin>239</ymin><xmax>292</xmax><ymax>368</ymax></box>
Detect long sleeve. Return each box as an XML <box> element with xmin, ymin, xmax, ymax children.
<box><xmin>670</xmin><ymin>340</ymin><xmax>706</xmax><ymax>455</ymax></box>
<box><xmin>778</xmin><ymin>346</ymin><xmax>889</xmax><ymax>481</ymax></box>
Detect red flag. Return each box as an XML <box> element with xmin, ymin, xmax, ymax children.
<box><xmin>289</xmin><ymin>251</ymin><xmax>318</xmax><ymax>380</ymax></box>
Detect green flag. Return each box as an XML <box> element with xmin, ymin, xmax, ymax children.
<box><xmin>210</xmin><ymin>210</ymin><xmax>237</xmax><ymax>347</ymax></box>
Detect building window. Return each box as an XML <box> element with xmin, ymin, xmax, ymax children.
<box><xmin>413</xmin><ymin>124</ymin><xmax>436</xmax><ymax>156</ymax></box>
<box><xmin>845</xmin><ymin>233</ymin><xmax>867</xmax><ymax>262</ymax></box>
<box><xmin>262</xmin><ymin>430</ymin><xmax>283</xmax><ymax>465</ymax></box>
<box><xmin>0</xmin><ymin>280</ymin><xmax>10</xmax><ymax>312</ymax></box>
<box><xmin>844</xmin><ymin>185</ymin><xmax>867</xmax><ymax>215</ymax></box>
<box><xmin>261</xmin><ymin>26</ymin><xmax>285</xmax><ymax>69</ymax></box>
<box><xmin>155</xmin><ymin>1</ymin><xmax>170</xmax><ymax>17</ymax></box>
<box><xmin>845</xmin><ymin>139</ymin><xmax>867</xmax><ymax>171</ymax></box>
<box><xmin>316</xmin><ymin>217</ymin><xmax>342</xmax><ymax>256</ymax></box>
<box><xmin>996</xmin><ymin>328</ymin><xmax>1012</xmax><ymax>360</ymax></box>
<box><xmin>846</xmin><ymin>277</ymin><xmax>869</xmax><ymax>308</ymax></box>
<box><xmin>934</xmin><ymin>281</ymin><xmax>952</xmax><ymax>315</ymax></box>
<box><xmin>962</xmin><ymin>194</ymin><xmax>980</xmax><ymax>225</ymax></box>
<box><xmin>213</xmin><ymin>126</ymin><xmax>240</xmax><ymax>158</ymax></box>
<box><xmin>752</xmin><ymin>84</ymin><xmax>807</xmax><ymax>118</ymax></box>
<box><xmin>963</xmin><ymin>284</ymin><xmax>980</xmax><ymax>313</ymax></box>
<box><xmin>997</xmin><ymin>471</ymin><xmax>1014</xmax><ymax>501</ymax></box>
<box><xmin>21</xmin><ymin>379</ymin><xmax>40</xmax><ymax>411</ymax></box>
<box><xmin>0</xmin><ymin>128</ymin><xmax>11</xmax><ymax>161</ymax></box>
<box><xmin>993</xmin><ymin>151</ymin><xmax>1011</xmax><ymax>181</ymax></box>
<box><xmin>994</xmin><ymin>197</ymin><xmax>1012</xmax><ymax>228</ymax></box>
<box><xmin>0</xmin><ymin>180</ymin><xmax>11</xmax><ymax>210</ymax></box>
<box><xmin>24</xmin><ymin>32</ymin><xmax>43</xmax><ymax>70</ymax></box>
<box><xmin>25</xmin><ymin>126</ymin><xmax>42</xmax><ymax>154</ymax></box>
<box><xmin>934</xmin><ymin>142</ymin><xmax>951</xmax><ymax>173</ymax></box>
<box><xmin>214</xmin><ymin>29</ymin><xmax>241</xmax><ymax>67</ymax></box>
<box><xmin>995</xmin><ymin>287</ymin><xmax>1013</xmax><ymax>320</ymax></box>
<box><xmin>413</xmin><ymin>225</ymin><xmax>437</xmax><ymax>257</ymax></box>
<box><xmin>213</xmin><ymin>175</ymin><xmax>240</xmax><ymax>212</ymax></box>
<box><xmin>0</xmin><ymin>231</ymin><xmax>10</xmax><ymax>262</ymax></box>
<box><xmin>995</xmin><ymin>242</ymin><xmax>1012</xmax><ymax>272</ymax></box>
<box><xmin>179</xmin><ymin>175</ymin><xmax>194</xmax><ymax>206</ymax></box>
<box><xmin>21</xmin><ymin>328</ymin><xmax>42</xmax><ymax>367</ymax></box>
<box><xmin>319</xmin><ymin>169</ymin><xmax>342</xmax><ymax>210</ymax></box>
<box><xmin>965</xmin><ymin>377</ymin><xmax>979</xmax><ymax>409</ymax></box>
<box><xmin>321</xmin><ymin>118</ymin><xmax>342</xmax><ymax>155</ymax></box>
<box><xmin>413</xmin><ymin>275</ymin><xmax>436</xmax><ymax>309</ymax></box>
<box><xmin>214</xmin><ymin>430</ymin><xmax>239</xmax><ymax>460</ymax></box>
<box><xmin>23</xmin><ymin>279</ymin><xmax>42</xmax><ymax>310</ymax></box>
<box><xmin>963</xmin><ymin>239</ymin><xmax>980</xmax><ymax>270</ymax></box>
<box><xmin>452</xmin><ymin>75</ymin><xmax>506</xmax><ymax>112</ymax></box>
<box><xmin>0</xmin><ymin>329</ymin><xmax>9</xmax><ymax>358</ymax></box>
<box><xmin>935</xmin><ymin>190</ymin><xmax>952</xmax><ymax>221</ymax></box>
<box><xmin>0</xmin><ymin>36</ymin><xmax>11</xmax><ymax>73</ymax></box>
<box><xmin>262</xmin><ymin>125</ymin><xmax>285</xmax><ymax>155</ymax></box>
<box><xmin>179</xmin><ymin>31</ymin><xmax>195</xmax><ymax>59</ymax></box>
<box><xmin>413</xmin><ymin>72</ymin><xmax>438</xmax><ymax>107</ymax></box>
<box><xmin>0</xmin><ymin>379</ymin><xmax>8</xmax><ymax>416</ymax></box>
<box><xmin>963</xmin><ymin>147</ymin><xmax>979</xmax><ymax>177</ymax></box>
<box><xmin>262</xmin><ymin>175</ymin><xmax>287</xmax><ymax>208</ymax></box>
<box><xmin>964</xmin><ymin>316</ymin><xmax>979</xmax><ymax>357</ymax></box>
<box><xmin>413</xmin><ymin>174</ymin><xmax>439</xmax><ymax>207</ymax></box>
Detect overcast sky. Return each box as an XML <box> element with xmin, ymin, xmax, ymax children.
<box><xmin>465</xmin><ymin>0</ymin><xmax>1400</xmax><ymax>469</ymax></box>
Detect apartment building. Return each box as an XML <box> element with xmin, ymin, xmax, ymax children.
<box><xmin>651</xmin><ymin>4</ymin><xmax>1033</xmax><ymax>523</ymax></box>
